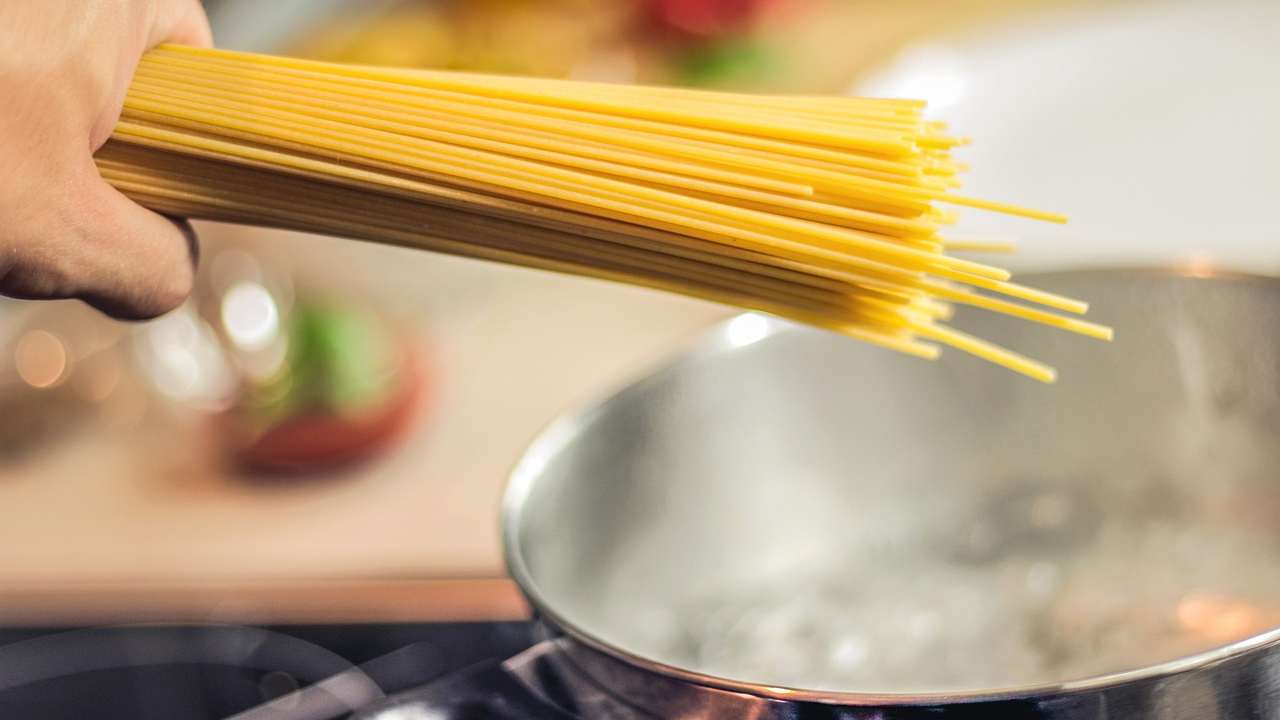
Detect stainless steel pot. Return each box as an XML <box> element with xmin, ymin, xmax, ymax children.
<box><xmin>500</xmin><ymin>268</ymin><xmax>1280</xmax><ymax>719</ymax></box>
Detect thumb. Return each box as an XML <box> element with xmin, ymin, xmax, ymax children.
<box><xmin>71</xmin><ymin>171</ymin><xmax>199</xmax><ymax>320</ymax></box>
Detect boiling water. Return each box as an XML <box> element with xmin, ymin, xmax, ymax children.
<box><xmin>639</xmin><ymin>472</ymin><xmax>1280</xmax><ymax>693</ymax></box>
<box><xmin>534</xmin><ymin>274</ymin><xmax>1280</xmax><ymax>695</ymax></box>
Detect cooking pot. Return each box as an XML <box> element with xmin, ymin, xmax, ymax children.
<box><xmin>370</xmin><ymin>269</ymin><xmax>1280</xmax><ymax>719</ymax></box>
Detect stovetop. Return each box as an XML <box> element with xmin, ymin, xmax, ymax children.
<box><xmin>0</xmin><ymin>622</ymin><xmax>610</xmax><ymax>720</ymax></box>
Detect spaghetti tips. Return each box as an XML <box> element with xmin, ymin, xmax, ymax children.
<box><xmin>100</xmin><ymin>45</ymin><xmax>1110</xmax><ymax>381</ymax></box>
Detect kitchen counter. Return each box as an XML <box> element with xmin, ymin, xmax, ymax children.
<box><xmin>0</xmin><ymin>223</ymin><xmax>729</xmax><ymax>623</ymax></box>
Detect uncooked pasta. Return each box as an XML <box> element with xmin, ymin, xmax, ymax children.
<box><xmin>96</xmin><ymin>45</ymin><xmax>1112</xmax><ymax>382</ymax></box>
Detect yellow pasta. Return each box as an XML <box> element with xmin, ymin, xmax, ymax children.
<box><xmin>97</xmin><ymin>44</ymin><xmax>1111</xmax><ymax>382</ymax></box>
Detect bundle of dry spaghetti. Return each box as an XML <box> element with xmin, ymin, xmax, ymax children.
<box><xmin>96</xmin><ymin>44</ymin><xmax>1111</xmax><ymax>382</ymax></box>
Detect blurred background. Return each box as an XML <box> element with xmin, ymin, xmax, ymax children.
<box><xmin>0</xmin><ymin>0</ymin><xmax>1276</xmax><ymax>625</ymax></box>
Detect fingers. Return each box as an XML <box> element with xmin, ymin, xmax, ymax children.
<box><xmin>64</xmin><ymin>169</ymin><xmax>199</xmax><ymax>320</ymax></box>
<box><xmin>148</xmin><ymin>0</ymin><xmax>214</xmax><ymax>49</ymax></box>
<box><xmin>0</xmin><ymin>0</ymin><xmax>211</xmax><ymax>320</ymax></box>
<box><xmin>73</xmin><ymin>0</ymin><xmax>211</xmax><ymax>318</ymax></box>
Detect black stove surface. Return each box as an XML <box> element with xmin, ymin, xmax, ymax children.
<box><xmin>0</xmin><ymin>622</ymin><xmax>1099</xmax><ymax>719</ymax></box>
<box><xmin>0</xmin><ymin>622</ymin><xmax>543</xmax><ymax>720</ymax></box>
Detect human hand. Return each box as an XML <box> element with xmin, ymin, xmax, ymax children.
<box><xmin>0</xmin><ymin>0</ymin><xmax>212</xmax><ymax>319</ymax></box>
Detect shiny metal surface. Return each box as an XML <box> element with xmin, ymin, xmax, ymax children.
<box><xmin>504</xmin><ymin>269</ymin><xmax>1280</xmax><ymax>717</ymax></box>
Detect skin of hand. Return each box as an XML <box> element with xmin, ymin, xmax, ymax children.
<box><xmin>0</xmin><ymin>0</ymin><xmax>212</xmax><ymax>319</ymax></box>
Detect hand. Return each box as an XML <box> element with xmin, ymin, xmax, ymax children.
<box><xmin>0</xmin><ymin>0</ymin><xmax>212</xmax><ymax>319</ymax></box>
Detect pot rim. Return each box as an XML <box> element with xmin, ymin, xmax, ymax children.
<box><xmin>502</xmin><ymin>265</ymin><xmax>1280</xmax><ymax>706</ymax></box>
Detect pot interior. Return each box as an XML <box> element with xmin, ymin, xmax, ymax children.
<box><xmin>508</xmin><ymin>269</ymin><xmax>1280</xmax><ymax>694</ymax></box>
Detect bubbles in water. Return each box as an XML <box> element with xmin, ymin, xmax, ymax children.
<box><xmin>649</xmin><ymin>478</ymin><xmax>1280</xmax><ymax>693</ymax></box>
